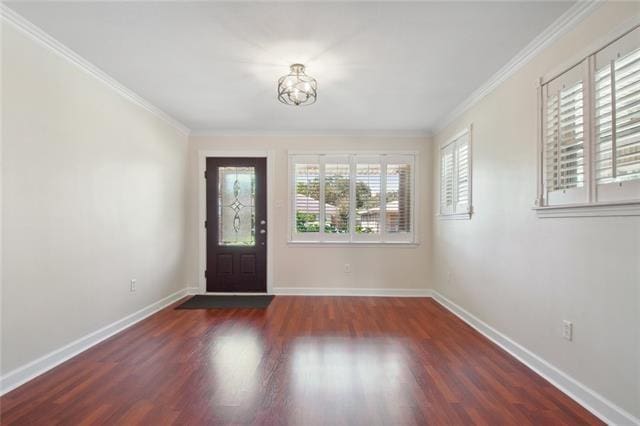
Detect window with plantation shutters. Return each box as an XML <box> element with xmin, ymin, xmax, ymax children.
<box><xmin>289</xmin><ymin>153</ymin><xmax>416</xmax><ymax>243</ymax></box>
<box><xmin>537</xmin><ymin>24</ymin><xmax>640</xmax><ymax>214</ymax></box>
<box><xmin>439</xmin><ymin>127</ymin><xmax>472</xmax><ymax>218</ymax></box>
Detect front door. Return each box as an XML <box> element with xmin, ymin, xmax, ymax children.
<box><xmin>206</xmin><ymin>157</ymin><xmax>267</xmax><ymax>292</ymax></box>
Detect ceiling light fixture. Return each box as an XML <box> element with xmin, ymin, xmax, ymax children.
<box><xmin>277</xmin><ymin>64</ymin><xmax>317</xmax><ymax>106</ymax></box>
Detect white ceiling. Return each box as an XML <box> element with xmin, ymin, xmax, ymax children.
<box><xmin>7</xmin><ymin>1</ymin><xmax>574</xmax><ymax>134</ymax></box>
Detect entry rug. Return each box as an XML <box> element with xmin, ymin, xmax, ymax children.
<box><xmin>175</xmin><ymin>295</ymin><xmax>274</xmax><ymax>309</ymax></box>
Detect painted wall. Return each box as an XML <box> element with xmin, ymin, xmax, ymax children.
<box><xmin>432</xmin><ymin>2</ymin><xmax>640</xmax><ymax>419</ymax></box>
<box><xmin>187</xmin><ymin>135</ymin><xmax>432</xmax><ymax>293</ymax></box>
<box><xmin>1</xmin><ymin>24</ymin><xmax>189</xmax><ymax>374</ymax></box>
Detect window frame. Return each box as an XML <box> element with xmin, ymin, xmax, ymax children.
<box><xmin>288</xmin><ymin>151</ymin><xmax>418</xmax><ymax>245</ymax></box>
<box><xmin>535</xmin><ymin>22</ymin><xmax>640</xmax><ymax>217</ymax></box>
<box><xmin>439</xmin><ymin>125</ymin><xmax>473</xmax><ymax>220</ymax></box>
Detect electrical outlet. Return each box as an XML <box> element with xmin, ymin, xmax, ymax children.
<box><xmin>344</xmin><ymin>264</ymin><xmax>351</xmax><ymax>273</ymax></box>
<box><xmin>130</xmin><ymin>279</ymin><xmax>137</xmax><ymax>292</ymax></box>
<box><xmin>562</xmin><ymin>320</ymin><xmax>573</xmax><ymax>341</ymax></box>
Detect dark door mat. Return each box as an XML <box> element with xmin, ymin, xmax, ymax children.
<box><xmin>175</xmin><ymin>295</ymin><xmax>274</xmax><ymax>309</ymax></box>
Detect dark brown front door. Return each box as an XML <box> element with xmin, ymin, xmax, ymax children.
<box><xmin>206</xmin><ymin>157</ymin><xmax>267</xmax><ymax>292</ymax></box>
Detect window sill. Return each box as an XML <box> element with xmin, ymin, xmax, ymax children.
<box><xmin>438</xmin><ymin>212</ymin><xmax>472</xmax><ymax>220</ymax></box>
<box><xmin>533</xmin><ymin>201</ymin><xmax>640</xmax><ymax>218</ymax></box>
<box><xmin>287</xmin><ymin>241</ymin><xmax>419</xmax><ymax>248</ymax></box>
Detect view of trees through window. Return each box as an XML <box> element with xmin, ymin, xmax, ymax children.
<box><xmin>294</xmin><ymin>158</ymin><xmax>412</xmax><ymax>238</ymax></box>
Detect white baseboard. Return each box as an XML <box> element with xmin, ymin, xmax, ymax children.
<box><xmin>0</xmin><ymin>287</ymin><xmax>194</xmax><ymax>396</ymax></box>
<box><xmin>272</xmin><ymin>287</ymin><xmax>433</xmax><ymax>297</ymax></box>
<box><xmin>430</xmin><ymin>290</ymin><xmax>639</xmax><ymax>426</ymax></box>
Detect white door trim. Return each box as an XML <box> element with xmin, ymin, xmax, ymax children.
<box><xmin>197</xmin><ymin>150</ymin><xmax>275</xmax><ymax>295</ymax></box>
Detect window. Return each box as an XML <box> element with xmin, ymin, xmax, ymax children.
<box><xmin>439</xmin><ymin>127</ymin><xmax>472</xmax><ymax>218</ymax></box>
<box><xmin>289</xmin><ymin>153</ymin><xmax>416</xmax><ymax>243</ymax></box>
<box><xmin>539</xmin><ymin>25</ymin><xmax>640</xmax><ymax>210</ymax></box>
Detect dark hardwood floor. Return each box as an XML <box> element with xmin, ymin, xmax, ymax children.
<box><xmin>0</xmin><ymin>296</ymin><xmax>603</xmax><ymax>425</ymax></box>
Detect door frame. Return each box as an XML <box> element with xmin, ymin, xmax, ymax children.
<box><xmin>198</xmin><ymin>150</ymin><xmax>275</xmax><ymax>295</ymax></box>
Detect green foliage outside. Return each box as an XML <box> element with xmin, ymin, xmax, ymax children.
<box><xmin>296</xmin><ymin>177</ymin><xmax>398</xmax><ymax>234</ymax></box>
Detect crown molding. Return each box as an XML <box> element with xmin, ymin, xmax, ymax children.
<box><xmin>0</xmin><ymin>4</ymin><xmax>191</xmax><ymax>137</ymax></box>
<box><xmin>434</xmin><ymin>0</ymin><xmax>603</xmax><ymax>135</ymax></box>
<box><xmin>189</xmin><ymin>128</ymin><xmax>433</xmax><ymax>138</ymax></box>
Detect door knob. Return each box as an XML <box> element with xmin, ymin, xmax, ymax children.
<box><xmin>260</xmin><ymin>220</ymin><xmax>266</xmax><ymax>225</ymax></box>
<box><xmin>260</xmin><ymin>229</ymin><xmax>266</xmax><ymax>234</ymax></box>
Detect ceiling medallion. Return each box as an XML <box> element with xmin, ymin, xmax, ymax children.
<box><xmin>277</xmin><ymin>63</ymin><xmax>317</xmax><ymax>106</ymax></box>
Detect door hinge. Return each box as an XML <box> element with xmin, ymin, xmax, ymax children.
<box><xmin>204</xmin><ymin>170</ymin><xmax>208</xmax><ymax>179</ymax></box>
<box><xmin>204</xmin><ymin>220</ymin><xmax>207</xmax><ymax>228</ymax></box>
<box><xmin>204</xmin><ymin>270</ymin><xmax>207</xmax><ymax>279</ymax></box>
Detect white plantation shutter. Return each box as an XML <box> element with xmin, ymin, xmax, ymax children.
<box><xmin>594</xmin><ymin>26</ymin><xmax>640</xmax><ymax>202</ymax></box>
<box><xmin>455</xmin><ymin>134</ymin><xmax>471</xmax><ymax>213</ymax></box>
<box><xmin>440</xmin><ymin>145</ymin><xmax>455</xmax><ymax>214</ymax></box>
<box><xmin>354</xmin><ymin>158</ymin><xmax>382</xmax><ymax>238</ymax></box>
<box><xmin>323</xmin><ymin>156</ymin><xmax>350</xmax><ymax>240</ymax></box>
<box><xmin>385</xmin><ymin>156</ymin><xmax>414</xmax><ymax>239</ymax></box>
<box><xmin>440</xmin><ymin>128</ymin><xmax>472</xmax><ymax>217</ymax></box>
<box><xmin>293</xmin><ymin>158</ymin><xmax>321</xmax><ymax>239</ymax></box>
<box><xmin>542</xmin><ymin>62</ymin><xmax>587</xmax><ymax>205</ymax></box>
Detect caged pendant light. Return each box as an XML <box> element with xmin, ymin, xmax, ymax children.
<box><xmin>277</xmin><ymin>64</ymin><xmax>317</xmax><ymax>106</ymax></box>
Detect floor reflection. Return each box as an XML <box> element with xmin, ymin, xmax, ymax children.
<box><xmin>289</xmin><ymin>337</ymin><xmax>412</xmax><ymax>424</ymax></box>
<box><xmin>209</xmin><ymin>327</ymin><xmax>264</xmax><ymax>408</ymax></box>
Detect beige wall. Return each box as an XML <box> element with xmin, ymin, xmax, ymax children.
<box><xmin>432</xmin><ymin>1</ymin><xmax>640</xmax><ymax>419</ymax></box>
<box><xmin>1</xmin><ymin>25</ymin><xmax>190</xmax><ymax>373</ymax></box>
<box><xmin>188</xmin><ymin>135</ymin><xmax>432</xmax><ymax>293</ymax></box>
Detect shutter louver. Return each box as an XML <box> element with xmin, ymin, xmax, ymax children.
<box><xmin>456</xmin><ymin>137</ymin><xmax>470</xmax><ymax>212</ymax></box>
<box><xmin>545</xmin><ymin>93</ymin><xmax>560</xmax><ymax>191</ymax></box>
<box><xmin>440</xmin><ymin>148</ymin><xmax>455</xmax><ymax>214</ymax></box>
<box><xmin>294</xmin><ymin>162</ymin><xmax>320</xmax><ymax>233</ymax></box>
<box><xmin>355</xmin><ymin>162</ymin><xmax>382</xmax><ymax>234</ymax></box>
<box><xmin>557</xmin><ymin>81</ymin><xmax>585</xmax><ymax>190</ymax></box>
<box><xmin>542</xmin><ymin>62</ymin><xmax>587</xmax><ymax>205</ymax></box>
<box><xmin>386</xmin><ymin>163</ymin><xmax>412</xmax><ymax>233</ymax></box>
<box><xmin>614</xmin><ymin>48</ymin><xmax>640</xmax><ymax>182</ymax></box>
<box><xmin>324</xmin><ymin>162</ymin><xmax>350</xmax><ymax>234</ymax></box>
<box><xmin>595</xmin><ymin>47</ymin><xmax>640</xmax><ymax>184</ymax></box>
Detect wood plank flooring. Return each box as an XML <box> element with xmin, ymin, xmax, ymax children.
<box><xmin>0</xmin><ymin>296</ymin><xmax>603</xmax><ymax>425</ymax></box>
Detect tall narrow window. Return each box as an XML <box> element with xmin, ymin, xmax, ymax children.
<box><xmin>289</xmin><ymin>154</ymin><xmax>415</xmax><ymax>243</ymax></box>
<box><xmin>439</xmin><ymin>127</ymin><xmax>472</xmax><ymax>218</ymax></box>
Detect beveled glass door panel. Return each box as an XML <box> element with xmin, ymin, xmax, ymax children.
<box><xmin>218</xmin><ymin>166</ymin><xmax>255</xmax><ymax>246</ymax></box>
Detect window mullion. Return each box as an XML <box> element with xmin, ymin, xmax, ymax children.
<box><xmin>585</xmin><ymin>55</ymin><xmax>595</xmax><ymax>203</ymax></box>
<box><xmin>555</xmin><ymin>91</ymin><xmax>561</xmax><ymax>191</ymax></box>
